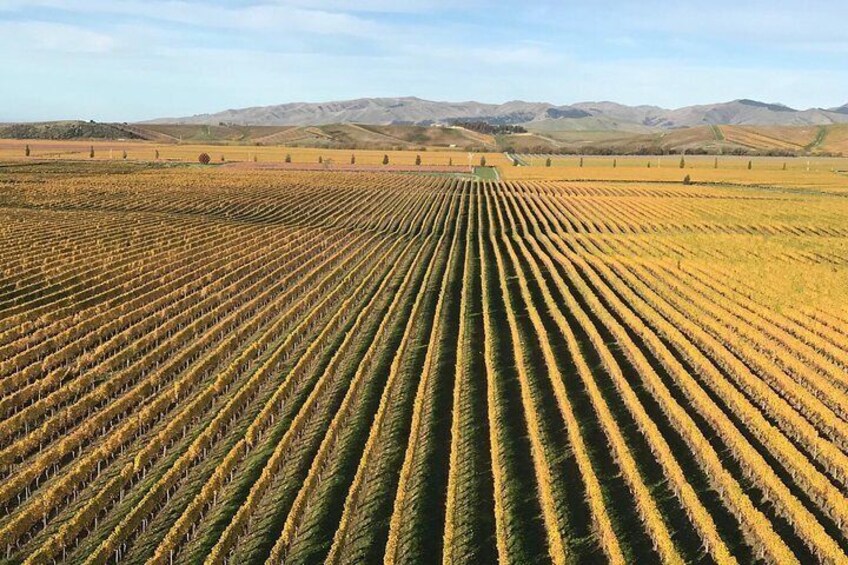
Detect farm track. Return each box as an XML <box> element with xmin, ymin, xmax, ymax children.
<box><xmin>0</xmin><ymin>166</ymin><xmax>846</xmax><ymax>564</ymax></box>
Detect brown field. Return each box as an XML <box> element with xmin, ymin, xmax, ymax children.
<box><xmin>719</xmin><ymin>125</ymin><xmax>820</xmax><ymax>152</ymax></box>
<box><xmin>0</xmin><ymin>139</ymin><xmax>511</xmax><ymax>168</ymax></box>
<box><xmin>509</xmin><ymin>154</ymin><xmax>848</xmax><ymax>192</ymax></box>
<box><xmin>820</xmin><ymin>124</ymin><xmax>848</xmax><ymax>155</ymax></box>
<box><xmin>515</xmin><ymin>125</ymin><xmax>845</xmax><ymax>156</ymax></box>
<box><xmin>132</xmin><ymin>124</ymin><xmax>297</xmax><ymax>144</ymax></box>
<box><xmin>658</xmin><ymin>126</ymin><xmax>724</xmax><ymax>149</ymax></box>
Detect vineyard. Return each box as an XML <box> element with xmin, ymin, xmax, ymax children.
<box><xmin>1</xmin><ymin>161</ymin><xmax>847</xmax><ymax>564</ymax></box>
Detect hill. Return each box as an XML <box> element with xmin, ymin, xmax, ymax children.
<box><xmin>0</xmin><ymin>121</ymin><xmax>149</xmax><ymax>141</ymax></box>
<box><xmin>148</xmin><ymin>96</ymin><xmax>848</xmax><ymax>131</ymax></box>
<box><xmin>2</xmin><ymin>121</ymin><xmax>845</xmax><ymax>156</ymax></box>
<box><xmin>0</xmin><ymin>122</ymin><xmax>499</xmax><ymax>151</ymax></box>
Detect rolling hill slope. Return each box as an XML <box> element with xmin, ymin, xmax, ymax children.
<box><xmin>2</xmin><ymin>121</ymin><xmax>846</xmax><ymax>156</ymax></box>
<box><xmin>148</xmin><ymin>97</ymin><xmax>848</xmax><ymax>131</ymax></box>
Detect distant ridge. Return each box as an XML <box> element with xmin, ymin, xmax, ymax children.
<box><xmin>147</xmin><ymin>97</ymin><xmax>848</xmax><ymax>131</ymax></box>
<box><xmin>830</xmin><ymin>103</ymin><xmax>848</xmax><ymax>115</ymax></box>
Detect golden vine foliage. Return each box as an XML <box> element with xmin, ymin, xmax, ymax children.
<box><xmin>0</xmin><ymin>164</ymin><xmax>845</xmax><ymax>564</ymax></box>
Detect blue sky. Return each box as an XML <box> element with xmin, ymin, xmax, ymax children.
<box><xmin>1</xmin><ymin>0</ymin><xmax>846</xmax><ymax>121</ymax></box>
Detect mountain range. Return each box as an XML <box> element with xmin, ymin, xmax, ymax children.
<box><xmin>148</xmin><ymin>97</ymin><xmax>848</xmax><ymax>131</ymax></box>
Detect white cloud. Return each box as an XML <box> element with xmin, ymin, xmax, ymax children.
<box><xmin>408</xmin><ymin>43</ymin><xmax>565</xmax><ymax>66</ymax></box>
<box><xmin>1</xmin><ymin>0</ymin><xmax>847</xmax><ymax>120</ymax></box>
<box><xmin>0</xmin><ymin>1</ymin><xmax>386</xmax><ymax>36</ymax></box>
<box><xmin>566</xmin><ymin>59</ymin><xmax>848</xmax><ymax>110</ymax></box>
<box><xmin>0</xmin><ymin>21</ymin><xmax>115</xmax><ymax>53</ymax></box>
<box><xmin>525</xmin><ymin>0</ymin><xmax>848</xmax><ymax>48</ymax></box>
<box><xmin>264</xmin><ymin>0</ymin><xmax>476</xmax><ymax>13</ymax></box>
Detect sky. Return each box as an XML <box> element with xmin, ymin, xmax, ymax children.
<box><xmin>1</xmin><ymin>0</ymin><xmax>847</xmax><ymax>122</ymax></box>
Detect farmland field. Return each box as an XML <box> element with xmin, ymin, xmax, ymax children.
<box><xmin>1</xmin><ymin>159</ymin><xmax>847</xmax><ymax>564</ymax></box>
<box><xmin>0</xmin><ymin>139</ymin><xmax>509</xmax><ymax>169</ymax></box>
